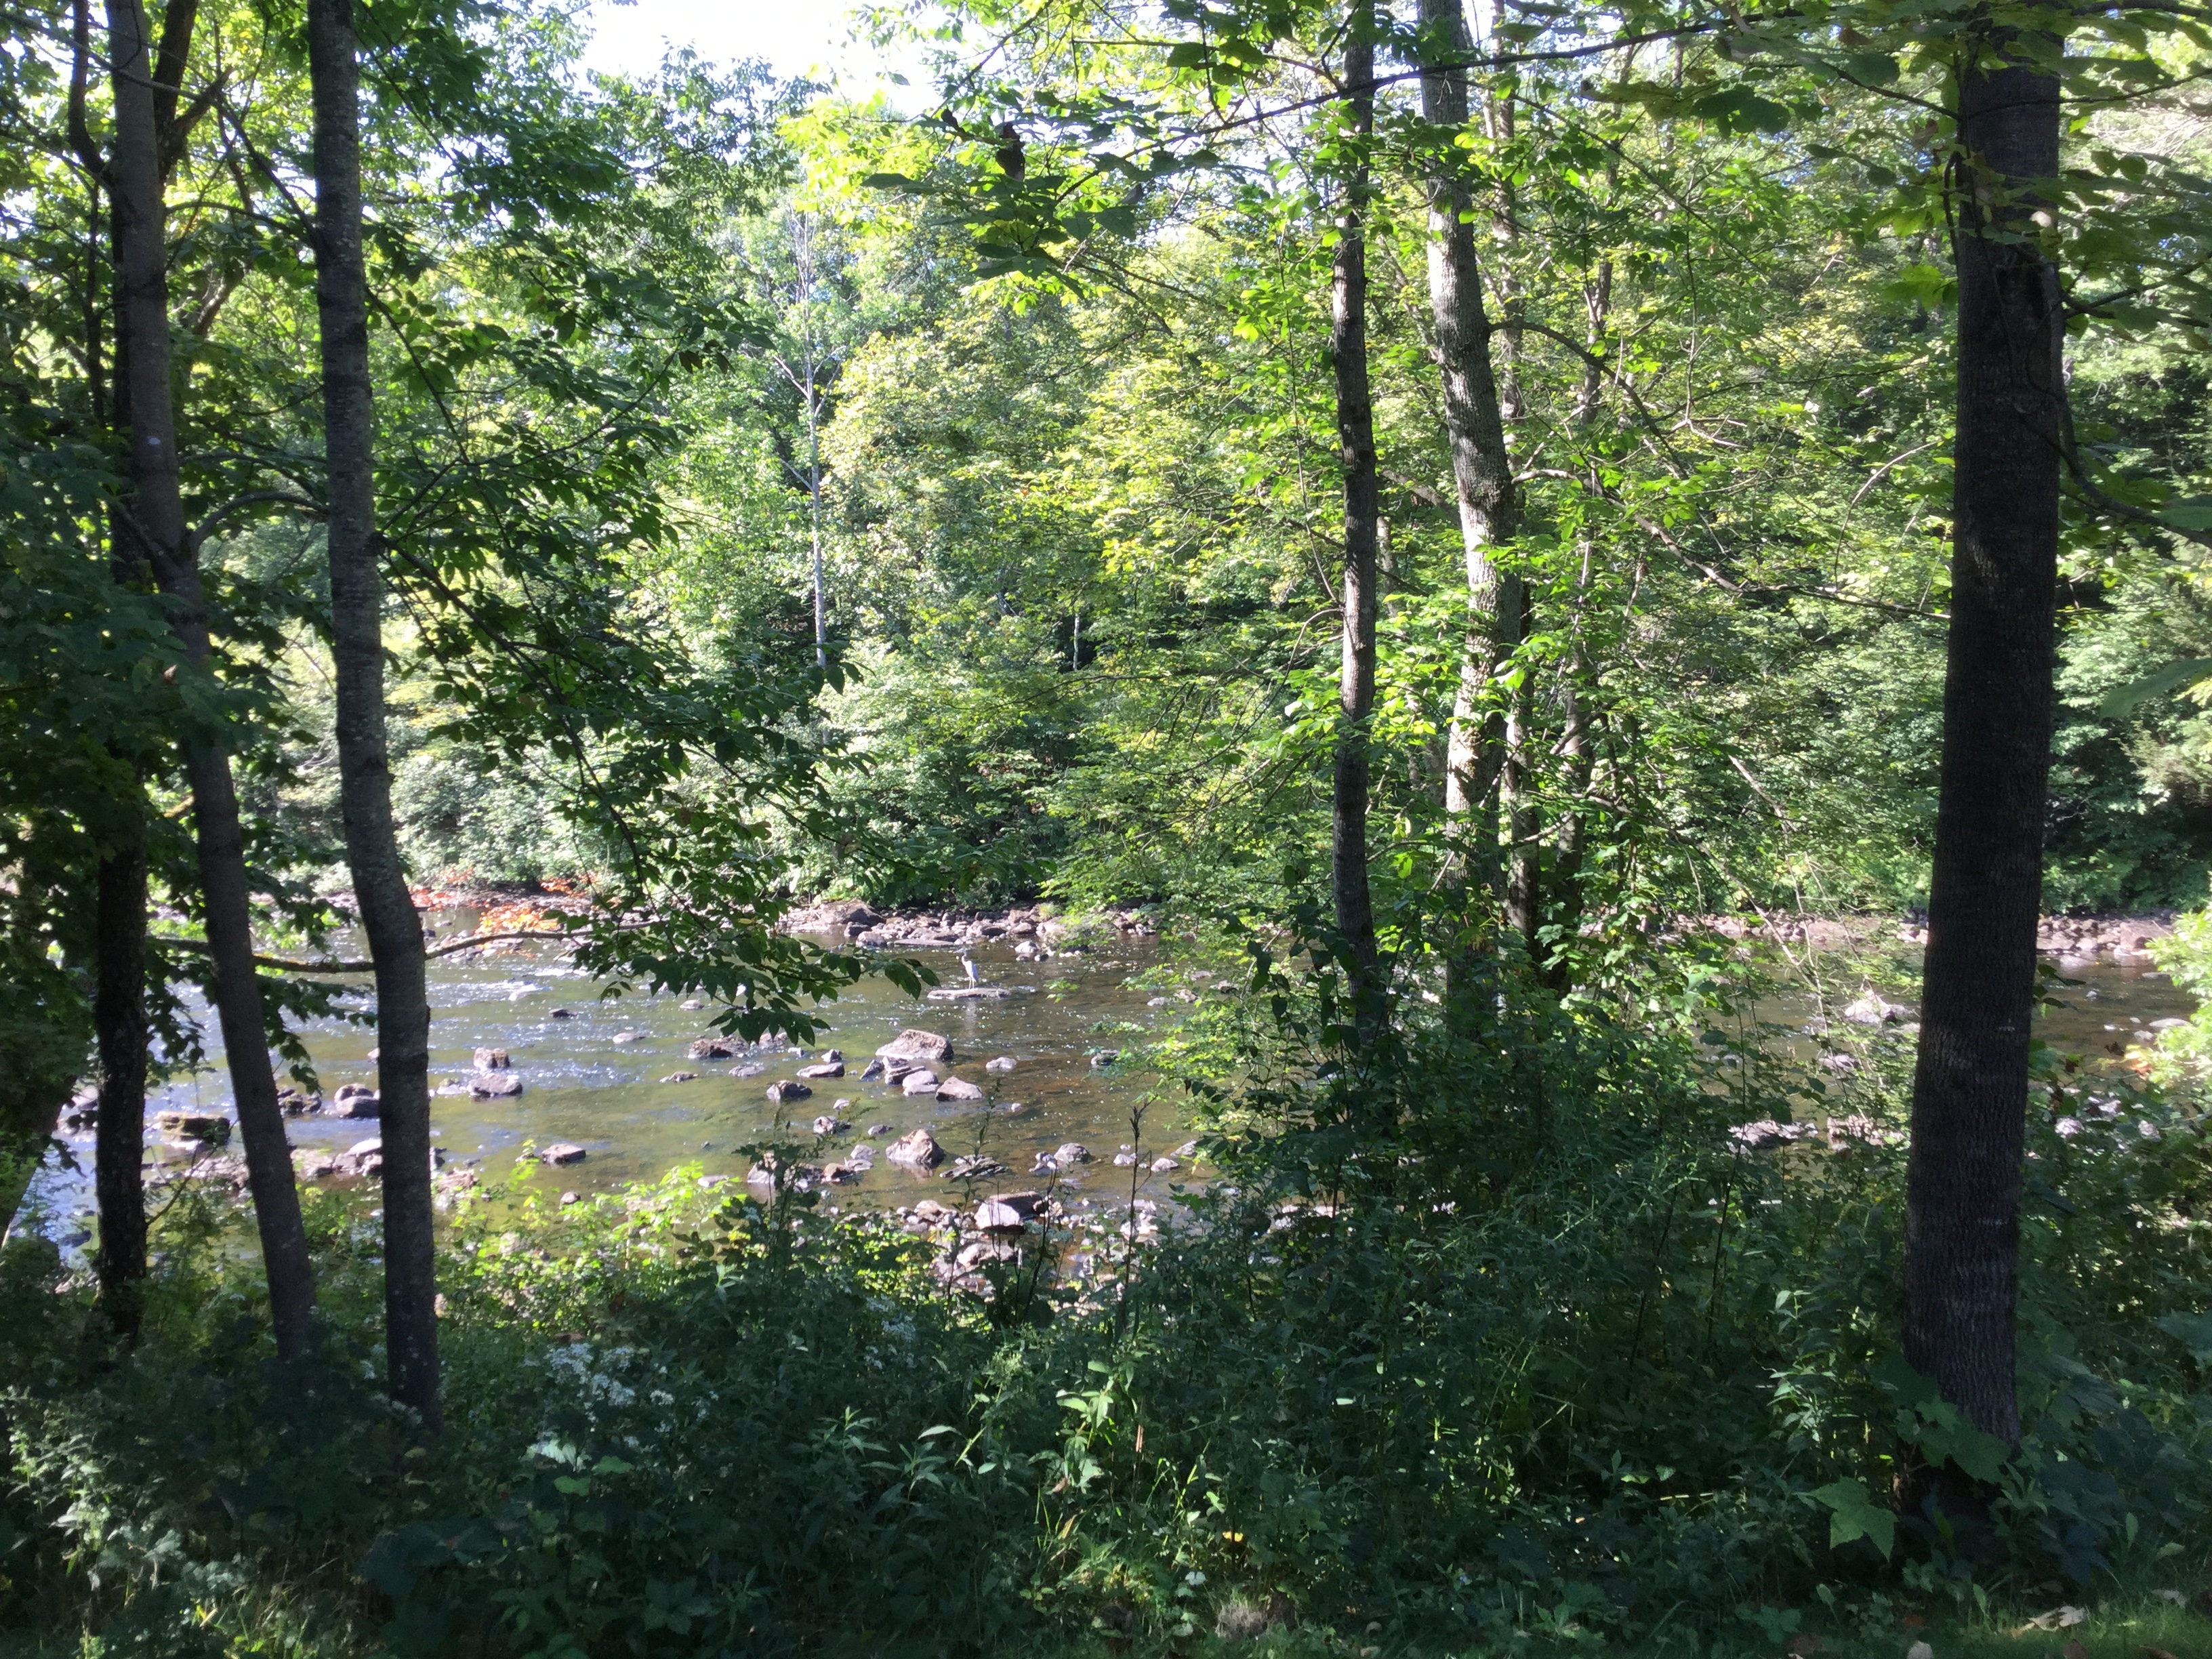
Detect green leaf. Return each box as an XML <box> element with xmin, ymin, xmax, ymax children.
<box><xmin>2155</xmin><ymin>1310</ymin><xmax>2212</xmax><ymax>1364</ymax></box>
<box><xmin>1809</xmin><ymin>1478</ymin><xmax>1896</xmax><ymax>1558</ymax></box>
<box><xmin>2099</xmin><ymin>657</ymin><xmax>2212</xmax><ymax>718</ymax></box>
<box><xmin>1690</xmin><ymin>88</ymin><xmax>1793</xmax><ymax>135</ymax></box>
<box><xmin>1882</xmin><ymin>264</ymin><xmax>1956</xmax><ymax>309</ymax></box>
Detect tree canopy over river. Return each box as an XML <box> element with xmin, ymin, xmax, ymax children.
<box><xmin>3</xmin><ymin>1</ymin><xmax>2212</xmax><ymax>1655</ymax></box>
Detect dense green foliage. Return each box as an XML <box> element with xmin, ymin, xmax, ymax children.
<box><xmin>5</xmin><ymin>0</ymin><xmax>2212</xmax><ymax>1652</ymax></box>
<box><xmin>3</xmin><ymin>959</ymin><xmax>2211</xmax><ymax>1656</ymax></box>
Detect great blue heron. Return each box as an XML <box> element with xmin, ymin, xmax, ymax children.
<box><xmin>959</xmin><ymin>949</ymin><xmax>981</xmax><ymax>985</ymax></box>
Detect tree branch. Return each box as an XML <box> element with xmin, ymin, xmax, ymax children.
<box><xmin>150</xmin><ymin>927</ymin><xmax>584</xmax><ymax>975</ymax></box>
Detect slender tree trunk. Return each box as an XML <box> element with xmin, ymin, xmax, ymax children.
<box><xmin>1540</xmin><ymin>255</ymin><xmax>1616</xmax><ymax>989</ymax></box>
<box><xmin>1903</xmin><ymin>29</ymin><xmax>2063</xmax><ymax>1456</ymax></box>
<box><xmin>75</xmin><ymin>29</ymin><xmax>150</xmax><ymax>1330</ymax></box>
<box><xmin>1500</xmin><ymin>586</ymin><xmax>1539</xmax><ymax>949</ymax></box>
<box><xmin>308</xmin><ymin>0</ymin><xmax>440</xmax><ymax>1428</ymax></box>
<box><xmin>106</xmin><ymin>0</ymin><xmax>316</xmax><ymax>1359</ymax></box>
<box><xmin>796</xmin><ymin>213</ymin><xmax>827</xmax><ymax>671</ymax></box>
<box><xmin>94</xmin><ymin>845</ymin><xmax>149</xmax><ymax>1334</ymax></box>
<box><xmin>1330</xmin><ymin>0</ymin><xmax>1381</xmax><ymax>1029</ymax></box>
<box><xmin>1419</xmin><ymin>0</ymin><xmax>1521</xmax><ymax>953</ymax></box>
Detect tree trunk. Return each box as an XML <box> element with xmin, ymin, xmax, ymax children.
<box><xmin>1500</xmin><ymin>583</ymin><xmax>1539</xmax><ymax>949</ymax></box>
<box><xmin>1419</xmin><ymin>0</ymin><xmax>1520</xmax><ymax>928</ymax></box>
<box><xmin>1330</xmin><ymin>0</ymin><xmax>1381</xmax><ymax>1030</ymax></box>
<box><xmin>308</xmin><ymin>0</ymin><xmax>441</xmax><ymax>1428</ymax></box>
<box><xmin>106</xmin><ymin>0</ymin><xmax>316</xmax><ymax>1360</ymax></box>
<box><xmin>94</xmin><ymin>844</ymin><xmax>148</xmax><ymax>1334</ymax></box>
<box><xmin>75</xmin><ymin>18</ymin><xmax>150</xmax><ymax>1331</ymax></box>
<box><xmin>1902</xmin><ymin>29</ymin><xmax>2064</xmax><ymax>1456</ymax></box>
<box><xmin>1538</xmin><ymin>256</ymin><xmax>1616</xmax><ymax>989</ymax></box>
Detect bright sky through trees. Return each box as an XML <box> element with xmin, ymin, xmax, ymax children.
<box><xmin>577</xmin><ymin>0</ymin><xmax>929</xmax><ymax>104</ymax></box>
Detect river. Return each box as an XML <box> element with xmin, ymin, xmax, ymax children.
<box><xmin>14</xmin><ymin>921</ymin><xmax>2198</xmax><ymax>1250</ymax></box>
<box><xmin>24</xmin><ymin>923</ymin><xmax>1210</xmax><ymax>1245</ymax></box>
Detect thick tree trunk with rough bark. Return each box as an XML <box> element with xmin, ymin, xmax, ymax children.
<box><xmin>1903</xmin><ymin>30</ymin><xmax>2064</xmax><ymax>1456</ymax></box>
<box><xmin>1330</xmin><ymin>0</ymin><xmax>1381</xmax><ymax>1031</ymax></box>
<box><xmin>1418</xmin><ymin>0</ymin><xmax>1520</xmax><ymax>922</ymax></box>
<box><xmin>106</xmin><ymin>0</ymin><xmax>316</xmax><ymax>1359</ymax></box>
<box><xmin>308</xmin><ymin>0</ymin><xmax>441</xmax><ymax>1427</ymax></box>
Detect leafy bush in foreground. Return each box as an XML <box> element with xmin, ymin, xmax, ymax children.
<box><xmin>1</xmin><ymin>968</ymin><xmax>2209</xmax><ymax>1659</ymax></box>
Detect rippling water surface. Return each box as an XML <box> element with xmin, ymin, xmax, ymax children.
<box><xmin>30</xmin><ymin>920</ymin><xmax>1216</xmax><ymax>1238</ymax></box>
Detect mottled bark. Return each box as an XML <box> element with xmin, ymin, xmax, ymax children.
<box><xmin>1904</xmin><ymin>30</ymin><xmax>2064</xmax><ymax>1456</ymax></box>
<box><xmin>1330</xmin><ymin>0</ymin><xmax>1381</xmax><ymax>1031</ymax></box>
<box><xmin>106</xmin><ymin>0</ymin><xmax>316</xmax><ymax>1359</ymax></box>
<box><xmin>1418</xmin><ymin>0</ymin><xmax>1520</xmax><ymax>920</ymax></box>
<box><xmin>308</xmin><ymin>0</ymin><xmax>440</xmax><ymax>1427</ymax></box>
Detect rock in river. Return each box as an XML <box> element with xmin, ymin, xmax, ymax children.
<box><xmin>1841</xmin><ymin>991</ymin><xmax>1910</xmax><ymax>1026</ymax></box>
<box><xmin>470</xmin><ymin>1073</ymin><xmax>524</xmax><ymax>1099</ymax></box>
<box><xmin>886</xmin><ymin>1128</ymin><xmax>944</xmax><ymax>1168</ymax></box>
<box><xmin>766</xmin><ymin>1080</ymin><xmax>814</xmax><ymax>1105</ymax></box>
<box><xmin>876</xmin><ymin>1029</ymin><xmax>954</xmax><ymax>1063</ymax></box>
<box><xmin>935</xmin><ymin>1075</ymin><xmax>985</xmax><ymax>1101</ymax></box>
<box><xmin>329</xmin><ymin>1085</ymin><xmax>380</xmax><ymax>1120</ymax></box>
<box><xmin>157</xmin><ymin>1111</ymin><xmax>230</xmax><ymax>1145</ymax></box>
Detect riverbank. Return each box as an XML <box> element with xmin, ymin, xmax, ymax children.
<box><xmin>401</xmin><ymin>881</ymin><xmax>2186</xmax><ymax>964</ymax></box>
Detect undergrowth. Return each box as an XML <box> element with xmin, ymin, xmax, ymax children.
<box><xmin>1</xmin><ymin>940</ymin><xmax>2209</xmax><ymax>1659</ymax></box>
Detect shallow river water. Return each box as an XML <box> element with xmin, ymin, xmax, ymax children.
<box><xmin>28</xmin><ymin>924</ymin><xmax>1210</xmax><ymax>1239</ymax></box>
<box><xmin>18</xmin><ymin>922</ymin><xmax>2200</xmax><ymax>1246</ymax></box>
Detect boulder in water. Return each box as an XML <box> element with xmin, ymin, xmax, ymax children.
<box><xmin>886</xmin><ymin>1129</ymin><xmax>943</xmax><ymax>1168</ymax></box>
<box><xmin>876</xmin><ymin>1029</ymin><xmax>954</xmax><ymax>1063</ymax></box>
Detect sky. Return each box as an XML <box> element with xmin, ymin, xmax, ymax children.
<box><xmin>575</xmin><ymin>0</ymin><xmax>934</xmax><ymax>106</ymax></box>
